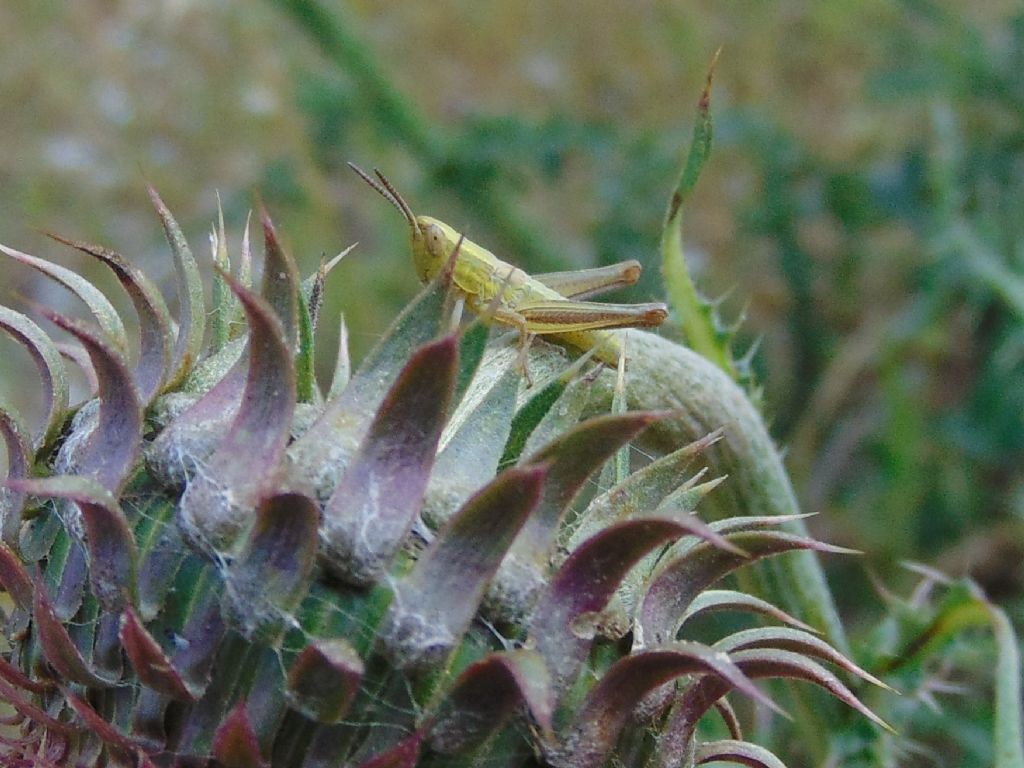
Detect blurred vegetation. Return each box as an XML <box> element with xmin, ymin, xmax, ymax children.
<box><xmin>1</xmin><ymin>0</ymin><xmax>1023</xmax><ymax>764</ymax></box>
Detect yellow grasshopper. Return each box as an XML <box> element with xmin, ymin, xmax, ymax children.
<box><xmin>349</xmin><ymin>164</ymin><xmax>668</xmax><ymax>365</ymax></box>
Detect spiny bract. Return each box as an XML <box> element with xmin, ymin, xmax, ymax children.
<box><xmin>0</xmin><ymin>189</ymin><xmax>887</xmax><ymax>767</ymax></box>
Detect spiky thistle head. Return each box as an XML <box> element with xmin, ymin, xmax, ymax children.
<box><xmin>0</xmin><ymin>187</ymin><xmax>891</xmax><ymax>768</ymax></box>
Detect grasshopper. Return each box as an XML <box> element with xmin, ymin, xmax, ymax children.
<box><xmin>349</xmin><ymin>164</ymin><xmax>668</xmax><ymax>365</ymax></box>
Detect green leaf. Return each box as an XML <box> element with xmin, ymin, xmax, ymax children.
<box><xmin>295</xmin><ymin>288</ymin><xmax>318</xmax><ymax>404</ymax></box>
<box><xmin>988</xmin><ymin>601</ymin><xmax>1024</xmax><ymax>768</ymax></box>
<box><xmin>210</xmin><ymin>197</ymin><xmax>232</xmax><ymax>352</ymax></box>
<box><xmin>659</xmin><ymin>51</ymin><xmax>736</xmax><ymax>378</ymax></box>
<box><xmin>498</xmin><ymin>373</ymin><xmax>570</xmax><ymax>471</ymax></box>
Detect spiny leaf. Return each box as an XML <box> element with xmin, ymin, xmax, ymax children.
<box><xmin>286</xmin><ymin>639</ymin><xmax>364</xmax><ymax>724</ymax></box>
<box><xmin>171</xmin><ymin>633</ymin><xmax>254</xmax><ymax>758</ymax></box>
<box><xmin>119</xmin><ymin>606</ymin><xmax>196</xmax><ymax>701</ymax></box>
<box><xmin>428</xmin><ymin>650</ymin><xmax>554</xmax><ymax>755</ymax></box>
<box><xmin>517</xmin><ymin>412</ymin><xmax>665</xmax><ymax>556</ymax></box>
<box><xmin>178</xmin><ymin>272</ymin><xmax>295</xmax><ymax>552</ymax></box>
<box><xmin>8</xmin><ymin>476</ymin><xmax>137</xmax><ymax>613</ymax></box>
<box><xmin>0</xmin><ymin>675</ymin><xmax>79</xmax><ymax>737</ymax></box>
<box><xmin>260</xmin><ymin>207</ymin><xmax>301</xmax><ymax>351</ymax></box>
<box><xmin>214</xmin><ymin>701</ymin><xmax>268</xmax><ymax>768</ymax></box>
<box><xmin>149</xmin><ymin>184</ymin><xmax>205</xmax><ymax>389</ymax></box>
<box><xmin>521</xmin><ymin>371</ymin><xmax>595</xmax><ymax>459</ymax></box>
<box><xmin>0</xmin><ymin>655</ymin><xmax>51</xmax><ymax>695</ymax></box>
<box><xmin>223</xmin><ymin>492</ymin><xmax>319</xmax><ymax>643</ymax></box>
<box><xmin>42</xmin><ymin>310</ymin><xmax>142</xmax><ymax>494</ymax></box>
<box><xmin>296</xmin><ymin>247</ymin><xmax>356</xmax><ymax>405</ymax></box>
<box><xmin>239</xmin><ymin>210</ymin><xmax>254</xmax><ymax>288</ymax></box>
<box><xmin>695</xmin><ymin>739</ymin><xmax>788</xmax><ymax>768</ymax></box>
<box><xmin>603</xmin><ymin>484</ymin><xmax>737</xmax><ymax>642</ymax></box>
<box><xmin>132</xmin><ymin>690</ymin><xmax>170</xmax><ymax>753</ymax></box>
<box><xmin>49</xmin><ymin>533</ymin><xmax>88</xmax><ymax>620</ymax></box>
<box><xmin>531</xmin><ymin>517</ymin><xmax>721</xmax><ymax>691</ymax></box>
<box><xmin>244</xmin><ymin>649</ymin><xmax>291</xmax><ymax>757</ymax></box>
<box><xmin>667</xmin><ymin>648</ymin><xmax>894</xmax><ymax>740</ymax></box>
<box><xmin>704</xmin><ymin>513</ymin><xmax>817</xmax><ymax>536</ymax></box>
<box><xmin>424</xmin><ymin>360</ymin><xmax>520</xmax><ymax>529</ymax></box>
<box><xmin>144</xmin><ymin>355</ymin><xmax>246</xmax><ymax>492</ymax></box>
<box><xmin>322</xmin><ymin>334</ymin><xmax>457</xmax><ymax>586</ymax></box>
<box><xmin>356</xmin><ymin>733</ymin><xmax>423</xmax><ymax>768</ymax></box>
<box><xmin>678</xmin><ymin>590</ymin><xmax>819</xmax><ymax>635</ymax></box>
<box><xmin>665</xmin><ymin>51</ymin><xmax>717</xmax><ymax>221</ymax></box>
<box><xmin>0</xmin><ymin>242</ymin><xmax>128</xmax><ymax>356</ymax></box>
<box><xmin>56</xmin><ymin>341</ymin><xmax>98</xmax><ymax>396</ymax></box>
<box><xmin>0</xmin><ymin>404</ymin><xmax>32</xmax><ymax>548</ymax></box>
<box><xmin>559</xmin><ymin>642</ymin><xmax>781</xmax><ymax>768</ymax></box>
<box><xmin>169</xmin><ymin>579</ymin><xmax>226</xmax><ymax>699</ymax></box>
<box><xmin>46</xmin><ymin>233</ymin><xmax>173</xmax><ymax>403</ymax></box>
<box><xmin>453</xmin><ymin>319</ymin><xmax>490</xmax><ymax>407</ymax></box>
<box><xmin>712</xmin><ymin>699</ymin><xmax>743</xmax><ymax>741</ymax></box>
<box><xmin>0</xmin><ymin>541</ymin><xmax>32</xmax><ymax>611</ymax></box>
<box><xmin>660</xmin><ymin>475</ymin><xmax>728</xmax><ymax>522</ymax></box>
<box><xmin>607</xmin><ymin>344</ymin><xmax>630</xmax><ymax>485</ymax></box>
<box><xmin>880</xmin><ymin>579</ymin><xmax>1023</xmax><ymax>767</ymax></box>
<box><xmin>493</xmin><ymin>412</ymin><xmax>665</xmax><ymax>620</ymax></box>
<box><xmin>639</xmin><ymin>530</ymin><xmax>855</xmax><ymax>647</ymax></box>
<box><xmin>33</xmin><ymin>578</ymin><xmax>117</xmax><ymax>688</ymax></box>
<box><xmin>715</xmin><ymin>626</ymin><xmax>893</xmax><ymax>691</ymax></box>
<box><xmin>64</xmin><ymin>689</ymin><xmax>143</xmax><ymax>753</ymax></box>
<box><xmin>299</xmin><ymin>250</ymin><xmax>335</xmax><ymax>333</ymax></box>
<box><xmin>0</xmin><ymin>306</ymin><xmax>69</xmax><ymax>448</ymax></box>
<box><xmin>570</xmin><ymin>428</ymin><xmax>723</xmax><ymax>549</ymax></box>
<box><xmin>89</xmin><ymin>620</ymin><xmax>128</xmax><ymax>693</ymax></box>
<box><xmin>287</xmin><ymin>264</ymin><xmax>452</xmax><ymax>500</ymax></box>
<box><xmin>382</xmin><ymin>465</ymin><xmax>545</xmax><ymax>669</ymax></box>
<box><xmin>133</xmin><ymin>499</ymin><xmax>185</xmax><ymax>624</ymax></box>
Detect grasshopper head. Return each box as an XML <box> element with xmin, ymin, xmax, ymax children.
<box><xmin>415</xmin><ymin>217</ymin><xmax>464</xmax><ymax>284</ymax></box>
<box><xmin>348</xmin><ymin>163</ymin><xmax>447</xmax><ymax>284</ymax></box>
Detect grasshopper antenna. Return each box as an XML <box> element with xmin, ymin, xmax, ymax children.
<box><xmin>372</xmin><ymin>168</ymin><xmax>422</xmax><ymax>237</ymax></box>
<box><xmin>347</xmin><ymin>163</ymin><xmax>422</xmax><ymax>238</ymax></box>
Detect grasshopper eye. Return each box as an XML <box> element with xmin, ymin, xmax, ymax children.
<box><xmin>423</xmin><ymin>223</ymin><xmax>445</xmax><ymax>255</ymax></box>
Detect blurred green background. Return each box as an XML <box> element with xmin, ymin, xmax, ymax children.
<box><xmin>1</xmin><ymin>1</ymin><xmax>1023</xmax><ymax>761</ymax></box>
